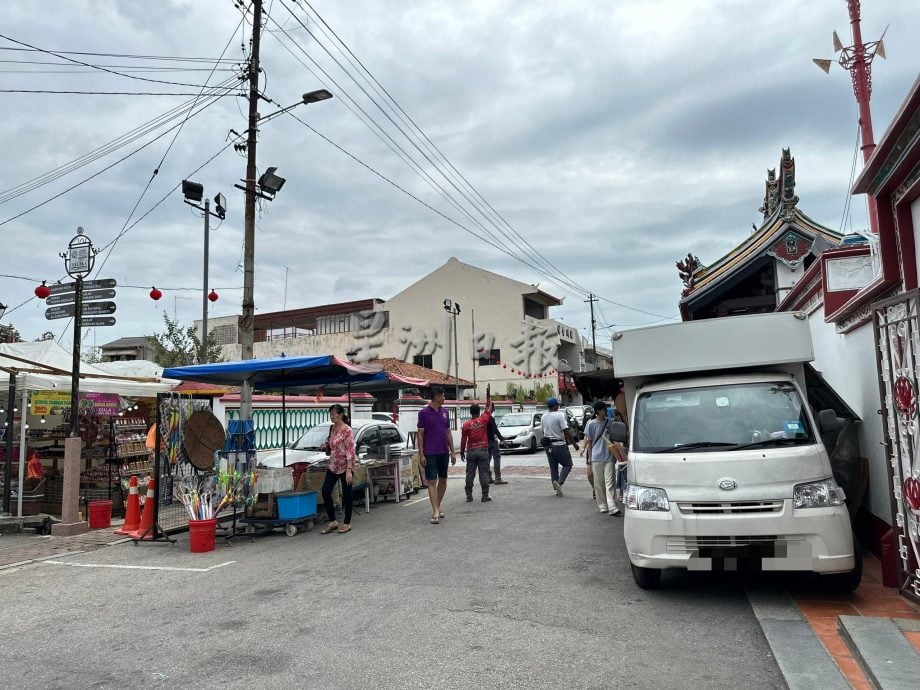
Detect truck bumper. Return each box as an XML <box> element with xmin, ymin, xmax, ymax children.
<box><xmin>624</xmin><ymin>501</ymin><xmax>854</xmax><ymax>574</ymax></box>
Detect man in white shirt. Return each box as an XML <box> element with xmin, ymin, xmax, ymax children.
<box><xmin>540</xmin><ymin>397</ymin><xmax>579</xmax><ymax>497</ymax></box>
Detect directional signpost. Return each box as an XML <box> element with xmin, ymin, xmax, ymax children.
<box><xmin>45</xmin><ymin>288</ymin><xmax>115</xmax><ymax>305</ymax></box>
<box><xmin>47</xmin><ymin>278</ymin><xmax>116</xmax><ymax>296</ymax></box>
<box><xmin>45</xmin><ymin>301</ymin><xmax>116</xmax><ymax>320</ymax></box>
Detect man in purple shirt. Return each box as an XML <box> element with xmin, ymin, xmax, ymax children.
<box><xmin>417</xmin><ymin>386</ymin><xmax>457</xmax><ymax>524</ymax></box>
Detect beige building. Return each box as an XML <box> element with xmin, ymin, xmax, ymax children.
<box><xmin>204</xmin><ymin>258</ymin><xmax>584</xmax><ymax>402</ymax></box>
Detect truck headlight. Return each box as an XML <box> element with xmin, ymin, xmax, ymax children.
<box><xmin>793</xmin><ymin>478</ymin><xmax>846</xmax><ymax>508</ymax></box>
<box><xmin>625</xmin><ymin>484</ymin><xmax>670</xmax><ymax>511</ymax></box>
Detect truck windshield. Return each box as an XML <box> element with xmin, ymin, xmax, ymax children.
<box><xmin>633</xmin><ymin>381</ymin><xmax>815</xmax><ymax>453</ymax></box>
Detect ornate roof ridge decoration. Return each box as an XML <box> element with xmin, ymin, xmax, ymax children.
<box><xmin>759</xmin><ymin>148</ymin><xmax>799</xmax><ymax>219</ymax></box>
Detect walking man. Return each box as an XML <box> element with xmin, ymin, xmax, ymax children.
<box><xmin>540</xmin><ymin>397</ymin><xmax>579</xmax><ymax>496</ymax></box>
<box><xmin>417</xmin><ymin>386</ymin><xmax>457</xmax><ymax>525</ymax></box>
<box><xmin>487</xmin><ymin>412</ymin><xmax>507</xmax><ymax>484</ymax></box>
<box><xmin>460</xmin><ymin>401</ymin><xmax>494</xmax><ymax>502</ymax></box>
<box><xmin>585</xmin><ymin>400</ymin><xmax>619</xmax><ymax>515</ymax></box>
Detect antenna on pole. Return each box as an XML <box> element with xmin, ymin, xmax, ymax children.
<box><xmin>811</xmin><ymin>1</ymin><xmax>885</xmax><ymax>234</ymax></box>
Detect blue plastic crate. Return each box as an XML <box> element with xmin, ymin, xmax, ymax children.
<box><xmin>276</xmin><ymin>491</ymin><xmax>317</xmax><ymax>520</ymax></box>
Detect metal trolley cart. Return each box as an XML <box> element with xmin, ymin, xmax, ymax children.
<box><xmin>242</xmin><ymin>490</ymin><xmax>318</xmax><ymax>538</ymax></box>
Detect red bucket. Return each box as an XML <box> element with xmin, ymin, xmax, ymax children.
<box><xmin>87</xmin><ymin>500</ymin><xmax>112</xmax><ymax>529</ymax></box>
<box><xmin>188</xmin><ymin>518</ymin><xmax>217</xmax><ymax>553</ymax></box>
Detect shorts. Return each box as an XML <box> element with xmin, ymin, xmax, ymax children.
<box><xmin>423</xmin><ymin>452</ymin><xmax>450</xmax><ymax>480</ymax></box>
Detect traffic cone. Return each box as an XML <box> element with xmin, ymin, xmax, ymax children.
<box><xmin>114</xmin><ymin>476</ymin><xmax>140</xmax><ymax>535</ymax></box>
<box><xmin>130</xmin><ymin>478</ymin><xmax>156</xmax><ymax>540</ymax></box>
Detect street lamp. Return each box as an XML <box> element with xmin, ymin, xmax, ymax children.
<box><xmin>238</xmin><ymin>88</ymin><xmax>334</xmax><ymax>421</ymax></box>
<box><xmin>443</xmin><ymin>298</ymin><xmax>461</xmax><ymax>412</ymax></box>
<box><xmin>182</xmin><ymin>180</ymin><xmax>226</xmax><ymax>364</ymax></box>
<box><xmin>0</xmin><ymin>302</ymin><xmax>6</xmax><ymax>322</ymax></box>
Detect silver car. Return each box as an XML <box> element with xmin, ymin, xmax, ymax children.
<box><xmin>497</xmin><ymin>411</ymin><xmax>544</xmax><ymax>453</ymax></box>
<box><xmin>257</xmin><ymin>419</ymin><xmax>406</xmax><ymax>468</ymax></box>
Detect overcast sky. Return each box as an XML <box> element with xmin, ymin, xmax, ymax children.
<box><xmin>1</xmin><ymin>0</ymin><xmax>918</xmax><ymax>354</ymax></box>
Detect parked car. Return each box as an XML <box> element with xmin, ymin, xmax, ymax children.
<box><xmin>257</xmin><ymin>419</ymin><xmax>406</xmax><ymax>468</ymax></box>
<box><xmin>497</xmin><ymin>411</ymin><xmax>544</xmax><ymax>453</ymax></box>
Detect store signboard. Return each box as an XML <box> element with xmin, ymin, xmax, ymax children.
<box><xmin>31</xmin><ymin>391</ymin><xmax>70</xmax><ymax>415</ymax></box>
<box><xmin>31</xmin><ymin>390</ymin><xmax>120</xmax><ymax>416</ymax></box>
<box><xmin>81</xmin><ymin>392</ymin><xmax>120</xmax><ymax>416</ymax></box>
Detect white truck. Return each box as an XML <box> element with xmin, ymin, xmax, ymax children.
<box><xmin>611</xmin><ymin>312</ymin><xmax>860</xmax><ymax>591</ymax></box>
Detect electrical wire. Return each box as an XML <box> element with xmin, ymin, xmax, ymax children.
<box><xmin>0</xmin><ymin>46</ymin><xmax>240</xmax><ymax>62</ymax></box>
<box><xmin>0</xmin><ymin>78</ymin><xmax>237</xmax><ymax>205</ymax></box>
<box><xmin>270</xmin><ymin>6</ymin><xmax>674</xmax><ymax>320</ymax></box>
<box><xmin>838</xmin><ymin>122</ymin><xmax>861</xmax><ymax>236</ymax></box>
<box><xmin>0</xmin><ymin>89</ymin><xmax>235</xmax><ymax>95</ymax></box>
<box><xmin>0</xmin><ymin>32</ymin><xmax>238</xmax><ymax>89</ymax></box>
<box><xmin>293</xmin><ymin>0</ymin><xmax>592</xmax><ymax>301</ymax></box>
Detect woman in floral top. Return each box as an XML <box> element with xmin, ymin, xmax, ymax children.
<box><xmin>320</xmin><ymin>404</ymin><xmax>356</xmax><ymax>534</ymax></box>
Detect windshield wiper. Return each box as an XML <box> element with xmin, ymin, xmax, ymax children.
<box><xmin>730</xmin><ymin>438</ymin><xmax>812</xmax><ymax>451</ymax></box>
<box><xmin>652</xmin><ymin>441</ymin><xmax>736</xmax><ymax>453</ymax></box>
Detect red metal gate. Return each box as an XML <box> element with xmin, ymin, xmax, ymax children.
<box><xmin>874</xmin><ymin>289</ymin><xmax>920</xmax><ymax>603</ymax></box>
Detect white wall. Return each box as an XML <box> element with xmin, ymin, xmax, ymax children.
<box><xmin>808</xmin><ymin>314</ymin><xmax>888</xmax><ymax>523</ymax></box>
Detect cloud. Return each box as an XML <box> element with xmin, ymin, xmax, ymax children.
<box><xmin>0</xmin><ymin>0</ymin><xmax>916</xmax><ymax>354</ymax></box>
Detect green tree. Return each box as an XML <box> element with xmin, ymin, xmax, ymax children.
<box><xmin>147</xmin><ymin>311</ymin><xmax>223</xmax><ymax>367</ymax></box>
<box><xmin>534</xmin><ymin>382</ymin><xmax>554</xmax><ymax>403</ymax></box>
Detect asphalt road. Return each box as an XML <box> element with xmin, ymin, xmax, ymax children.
<box><xmin>0</xmin><ymin>476</ymin><xmax>784</xmax><ymax>689</ymax></box>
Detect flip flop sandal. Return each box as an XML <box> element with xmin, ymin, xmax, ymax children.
<box><xmin>429</xmin><ymin>516</ymin><xmax>440</xmax><ymax>524</ymax></box>
<box><xmin>439</xmin><ymin>512</ymin><xmax>445</xmax><ymax>518</ymax></box>
<box><xmin>338</xmin><ymin>524</ymin><xmax>352</xmax><ymax>533</ymax></box>
<box><xmin>321</xmin><ymin>523</ymin><xmax>338</xmax><ymax>534</ymax></box>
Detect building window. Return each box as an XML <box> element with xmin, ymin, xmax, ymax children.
<box><xmin>413</xmin><ymin>354</ymin><xmax>433</xmax><ymax>369</ymax></box>
<box><xmin>478</xmin><ymin>348</ymin><xmax>501</xmax><ymax>365</ymax></box>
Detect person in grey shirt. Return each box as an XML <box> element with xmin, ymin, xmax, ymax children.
<box><xmin>585</xmin><ymin>400</ymin><xmax>619</xmax><ymax>515</ymax></box>
<box><xmin>540</xmin><ymin>397</ymin><xmax>579</xmax><ymax>496</ymax></box>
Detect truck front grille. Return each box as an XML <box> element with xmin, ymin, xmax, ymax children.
<box><xmin>677</xmin><ymin>501</ymin><xmax>783</xmax><ymax>515</ymax></box>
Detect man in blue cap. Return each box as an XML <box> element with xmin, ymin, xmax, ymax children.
<box><xmin>540</xmin><ymin>397</ymin><xmax>579</xmax><ymax>496</ymax></box>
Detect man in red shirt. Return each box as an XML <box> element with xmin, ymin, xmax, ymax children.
<box><xmin>460</xmin><ymin>401</ymin><xmax>494</xmax><ymax>503</ymax></box>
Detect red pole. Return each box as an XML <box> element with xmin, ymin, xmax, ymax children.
<box><xmin>847</xmin><ymin>0</ymin><xmax>880</xmax><ymax>234</ymax></box>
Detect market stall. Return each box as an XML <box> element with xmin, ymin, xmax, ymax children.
<box><xmin>1</xmin><ymin>341</ymin><xmax>175</xmax><ymax>519</ymax></box>
<box><xmin>151</xmin><ymin>355</ymin><xmax>387</xmax><ymax>543</ymax></box>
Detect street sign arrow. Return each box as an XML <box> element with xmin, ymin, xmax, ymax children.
<box><xmin>45</xmin><ymin>301</ymin><xmax>117</xmax><ymax>320</ymax></box>
<box><xmin>46</xmin><ymin>288</ymin><xmax>116</xmax><ymax>305</ymax></box>
<box><xmin>46</xmin><ymin>278</ymin><xmax>116</xmax><ymax>296</ymax></box>
<box><xmin>81</xmin><ymin>301</ymin><xmax>117</xmax><ymax>316</ymax></box>
<box><xmin>82</xmin><ymin>317</ymin><xmax>116</xmax><ymax>327</ymax></box>
<box><xmin>47</xmin><ymin>281</ymin><xmax>77</xmax><ymax>296</ymax></box>
<box><xmin>45</xmin><ymin>304</ymin><xmax>76</xmax><ymax>320</ymax></box>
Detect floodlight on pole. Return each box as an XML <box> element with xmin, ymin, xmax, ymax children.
<box><xmin>0</xmin><ymin>303</ymin><xmax>6</xmax><ymax>322</ymax></box>
<box><xmin>443</xmin><ymin>298</ymin><xmax>461</xmax><ymax>413</ymax></box>
<box><xmin>181</xmin><ymin>180</ymin><xmax>226</xmax><ymax>363</ymax></box>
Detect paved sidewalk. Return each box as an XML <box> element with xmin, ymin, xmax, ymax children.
<box><xmin>791</xmin><ymin>552</ymin><xmax>920</xmax><ymax>688</ymax></box>
<box><xmin>0</xmin><ymin>527</ymin><xmax>130</xmax><ymax>570</ymax></box>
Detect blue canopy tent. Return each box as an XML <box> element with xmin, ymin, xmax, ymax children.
<box><xmin>163</xmin><ymin>355</ymin><xmax>386</xmax><ymax>465</ymax></box>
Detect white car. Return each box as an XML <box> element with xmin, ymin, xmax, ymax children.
<box><xmin>257</xmin><ymin>419</ymin><xmax>406</xmax><ymax>468</ymax></box>
<box><xmin>497</xmin><ymin>411</ymin><xmax>544</xmax><ymax>453</ymax></box>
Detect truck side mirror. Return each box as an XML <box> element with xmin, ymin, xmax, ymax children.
<box><xmin>607</xmin><ymin>421</ymin><xmax>627</xmax><ymax>444</ymax></box>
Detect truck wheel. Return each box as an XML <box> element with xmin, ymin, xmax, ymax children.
<box><xmin>819</xmin><ymin>538</ymin><xmax>862</xmax><ymax>593</ymax></box>
<box><xmin>285</xmin><ymin>523</ymin><xmax>298</xmax><ymax>537</ymax></box>
<box><xmin>631</xmin><ymin>563</ymin><xmax>662</xmax><ymax>589</ymax></box>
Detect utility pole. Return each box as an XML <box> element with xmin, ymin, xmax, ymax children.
<box><xmin>585</xmin><ymin>293</ymin><xmax>598</xmax><ymax>370</ymax></box>
<box><xmin>240</xmin><ymin>0</ymin><xmax>263</xmax><ymax>420</ymax></box>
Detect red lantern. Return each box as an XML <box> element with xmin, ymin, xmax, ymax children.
<box><xmin>208</xmin><ymin>290</ymin><xmax>219</xmax><ymax>303</ymax></box>
<box><xmin>149</xmin><ymin>286</ymin><xmax>162</xmax><ymax>301</ymax></box>
<box><xmin>34</xmin><ymin>281</ymin><xmax>51</xmax><ymax>299</ymax></box>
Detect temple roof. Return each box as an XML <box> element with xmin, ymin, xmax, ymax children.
<box><xmin>678</xmin><ymin>149</ymin><xmax>843</xmax><ymax>315</ymax></box>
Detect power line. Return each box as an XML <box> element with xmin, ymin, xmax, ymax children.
<box><xmin>0</xmin><ymin>46</ymin><xmax>240</xmax><ymax>62</ymax></box>
<box><xmin>0</xmin><ymin>89</ymin><xmax>235</xmax><ymax>95</ymax></box>
<box><xmin>294</xmin><ymin>0</ymin><xmax>592</xmax><ymax>300</ymax></box>
<box><xmin>0</xmin><ymin>32</ymin><xmax>240</xmax><ymax>89</ymax></box>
